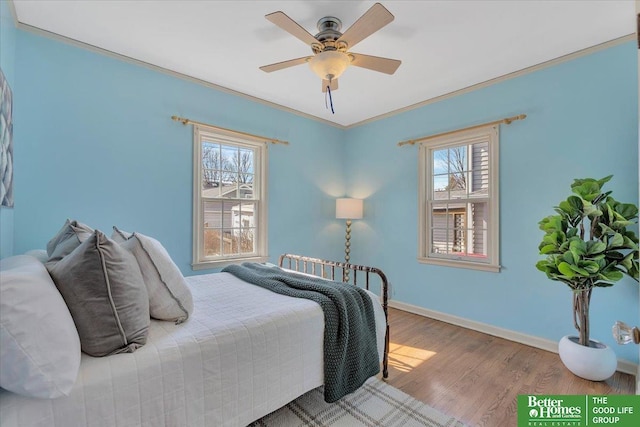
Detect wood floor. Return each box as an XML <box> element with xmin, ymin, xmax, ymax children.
<box><xmin>383</xmin><ymin>308</ymin><xmax>636</xmax><ymax>427</ymax></box>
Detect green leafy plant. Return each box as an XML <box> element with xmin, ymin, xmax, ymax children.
<box><xmin>536</xmin><ymin>176</ymin><xmax>639</xmax><ymax>347</ymax></box>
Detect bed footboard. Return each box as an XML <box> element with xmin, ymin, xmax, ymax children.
<box><xmin>278</xmin><ymin>253</ymin><xmax>389</xmax><ymax>379</ymax></box>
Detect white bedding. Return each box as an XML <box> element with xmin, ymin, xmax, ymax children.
<box><xmin>0</xmin><ymin>272</ymin><xmax>386</xmax><ymax>427</ymax></box>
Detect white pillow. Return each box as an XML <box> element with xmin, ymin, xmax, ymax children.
<box><xmin>0</xmin><ymin>255</ymin><xmax>81</xmax><ymax>398</ymax></box>
<box><xmin>112</xmin><ymin>227</ymin><xmax>193</xmax><ymax>323</ymax></box>
<box><xmin>24</xmin><ymin>249</ymin><xmax>48</xmax><ymax>263</ymax></box>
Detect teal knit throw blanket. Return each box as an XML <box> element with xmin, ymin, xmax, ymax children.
<box><xmin>222</xmin><ymin>263</ymin><xmax>379</xmax><ymax>403</ymax></box>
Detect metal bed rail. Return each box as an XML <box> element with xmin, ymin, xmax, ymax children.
<box><xmin>278</xmin><ymin>253</ymin><xmax>390</xmax><ymax>379</ymax></box>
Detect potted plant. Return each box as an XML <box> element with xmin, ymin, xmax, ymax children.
<box><xmin>536</xmin><ymin>176</ymin><xmax>639</xmax><ymax>381</ymax></box>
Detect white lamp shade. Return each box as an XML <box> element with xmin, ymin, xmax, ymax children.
<box><xmin>336</xmin><ymin>198</ymin><xmax>363</xmax><ymax>219</ymax></box>
<box><xmin>308</xmin><ymin>51</ymin><xmax>351</xmax><ymax>81</ymax></box>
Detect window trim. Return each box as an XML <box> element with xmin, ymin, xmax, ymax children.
<box><xmin>417</xmin><ymin>124</ymin><xmax>500</xmax><ymax>272</ymax></box>
<box><xmin>192</xmin><ymin>124</ymin><xmax>268</xmax><ymax>270</ymax></box>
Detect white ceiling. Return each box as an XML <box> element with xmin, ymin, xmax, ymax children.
<box><xmin>11</xmin><ymin>0</ymin><xmax>636</xmax><ymax>127</ymax></box>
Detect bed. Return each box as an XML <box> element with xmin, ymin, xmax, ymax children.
<box><xmin>0</xmin><ymin>253</ymin><xmax>389</xmax><ymax>427</ymax></box>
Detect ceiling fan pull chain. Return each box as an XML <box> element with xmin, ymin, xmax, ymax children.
<box><xmin>327</xmin><ymin>85</ymin><xmax>335</xmax><ymax>114</ymax></box>
<box><xmin>325</xmin><ymin>87</ymin><xmax>329</xmax><ymax>110</ymax></box>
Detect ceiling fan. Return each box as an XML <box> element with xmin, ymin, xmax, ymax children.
<box><xmin>259</xmin><ymin>2</ymin><xmax>401</xmax><ymax>93</ymax></box>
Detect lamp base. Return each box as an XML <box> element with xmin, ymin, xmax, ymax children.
<box><xmin>344</xmin><ymin>219</ymin><xmax>351</xmax><ymax>282</ymax></box>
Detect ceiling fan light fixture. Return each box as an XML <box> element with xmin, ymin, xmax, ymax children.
<box><xmin>308</xmin><ymin>50</ymin><xmax>351</xmax><ymax>81</ymax></box>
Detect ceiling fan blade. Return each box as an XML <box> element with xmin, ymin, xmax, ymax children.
<box><xmin>321</xmin><ymin>78</ymin><xmax>338</xmax><ymax>93</ymax></box>
<box><xmin>349</xmin><ymin>53</ymin><xmax>401</xmax><ymax>75</ymax></box>
<box><xmin>337</xmin><ymin>3</ymin><xmax>394</xmax><ymax>49</ymax></box>
<box><xmin>259</xmin><ymin>56</ymin><xmax>311</xmax><ymax>73</ymax></box>
<box><xmin>266</xmin><ymin>11</ymin><xmax>318</xmax><ymax>46</ymax></box>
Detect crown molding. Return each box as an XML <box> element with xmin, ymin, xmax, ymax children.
<box><xmin>345</xmin><ymin>34</ymin><xmax>635</xmax><ymax>129</ymax></box>
<box><xmin>12</xmin><ymin>19</ymin><xmax>345</xmax><ymax>130</ymax></box>
<box><xmin>8</xmin><ymin>1</ymin><xmax>633</xmax><ymax>131</ymax></box>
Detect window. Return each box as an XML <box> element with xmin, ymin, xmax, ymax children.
<box><xmin>418</xmin><ymin>124</ymin><xmax>500</xmax><ymax>272</ymax></box>
<box><xmin>192</xmin><ymin>125</ymin><xmax>268</xmax><ymax>269</ymax></box>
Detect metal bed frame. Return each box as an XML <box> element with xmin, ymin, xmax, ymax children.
<box><xmin>278</xmin><ymin>253</ymin><xmax>389</xmax><ymax>379</ymax></box>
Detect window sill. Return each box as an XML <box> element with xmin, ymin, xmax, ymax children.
<box><xmin>417</xmin><ymin>256</ymin><xmax>501</xmax><ymax>273</ymax></box>
<box><xmin>192</xmin><ymin>255</ymin><xmax>269</xmax><ymax>271</ymax></box>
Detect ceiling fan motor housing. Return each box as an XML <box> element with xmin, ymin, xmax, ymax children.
<box><xmin>313</xmin><ymin>17</ymin><xmax>347</xmax><ymax>53</ymax></box>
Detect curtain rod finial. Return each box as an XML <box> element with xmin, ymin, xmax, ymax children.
<box><xmin>171</xmin><ymin>115</ymin><xmax>189</xmax><ymax>125</ymax></box>
<box><xmin>505</xmin><ymin>114</ymin><xmax>527</xmax><ymax>124</ymax></box>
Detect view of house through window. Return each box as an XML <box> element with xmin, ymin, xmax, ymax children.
<box><xmin>431</xmin><ymin>142</ymin><xmax>488</xmax><ymax>256</ymax></box>
<box><xmin>202</xmin><ymin>143</ymin><xmax>256</xmax><ymax>256</ymax></box>
<box><xmin>419</xmin><ymin>125</ymin><xmax>499</xmax><ymax>272</ymax></box>
<box><xmin>193</xmin><ymin>127</ymin><xmax>267</xmax><ymax>268</ymax></box>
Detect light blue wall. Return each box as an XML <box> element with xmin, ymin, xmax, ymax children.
<box><xmin>9</xmin><ymin>20</ymin><xmax>639</xmax><ymax>365</ymax></box>
<box><xmin>13</xmin><ymin>29</ymin><xmax>347</xmax><ymax>272</ymax></box>
<box><xmin>344</xmin><ymin>41</ymin><xmax>639</xmax><ymax>363</ymax></box>
<box><xmin>0</xmin><ymin>0</ymin><xmax>16</xmax><ymax>258</ymax></box>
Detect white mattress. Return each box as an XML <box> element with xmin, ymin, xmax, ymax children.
<box><xmin>0</xmin><ymin>272</ymin><xmax>386</xmax><ymax>427</ymax></box>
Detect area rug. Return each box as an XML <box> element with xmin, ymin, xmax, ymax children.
<box><xmin>249</xmin><ymin>377</ymin><xmax>466</xmax><ymax>427</ymax></box>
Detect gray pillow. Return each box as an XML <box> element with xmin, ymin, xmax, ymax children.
<box><xmin>46</xmin><ymin>219</ymin><xmax>94</xmax><ymax>262</ymax></box>
<box><xmin>112</xmin><ymin>226</ymin><xmax>193</xmax><ymax>324</ymax></box>
<box><xmin>47</xmin><ymin>230</ymin><xmax>150</xmax><ymax>357</ymax></box>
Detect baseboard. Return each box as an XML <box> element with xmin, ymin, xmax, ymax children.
<box><xmin>389</xmin><ymin>300</ymin><xmax>638</xmax><ymax>376</ymax></box>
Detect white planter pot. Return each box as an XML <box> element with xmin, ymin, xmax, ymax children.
<box><xmin>558</xmin><ymin>335</ymin><xmax>617</xmax><ymax>381</ymax></box>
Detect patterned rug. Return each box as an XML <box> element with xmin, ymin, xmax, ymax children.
<box><xmin>249</xmin><ymin>377</ymin><xmax>466</xmax><ymax>427</ymax></box>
